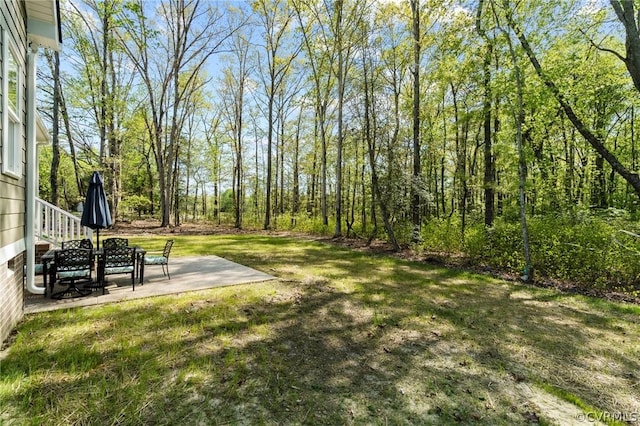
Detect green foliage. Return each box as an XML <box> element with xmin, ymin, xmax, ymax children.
<box><xmin>219</xmin><ymin>189</ymin><xmax>235</xmax><ymax>213</ymax></box>
<box><xmin>465</xmin><ymin>220</ymin><xmax>524</xmax><ymax>271</ymax></box>
<box><xmin>38</xmin><ymin>146</ymin><xmax>91</xmax><ymax>210</ymax></box>
<box><xmin>119</xmin><ymin>195</ymin><xmax>153</xmax><ymax>219</ymax></box>
<box><xmin>461</xmin><ymin>214</ymin><xmax>640</xmax><ymax>292</ymax></box>
<box><xmin>38</xmin><ymin>147</ymin><xmax>53</xmax><ymax>200</ymax></box>
<box><xmin>420</xmin><ymin>217</ymin><xmax>465</xmax><ymax>254</ymax></box>
<box><xmin>288</xmin><ymin>215</ymin><xmax>334</xmax><ymax>236</ymax></box>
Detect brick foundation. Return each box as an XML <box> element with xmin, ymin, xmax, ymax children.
<box><xmin>0</xmin><ymin>253</ymin><xmax>24</xmax><ymax>346</ymax></box>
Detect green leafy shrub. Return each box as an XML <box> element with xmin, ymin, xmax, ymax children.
<box><xmin>460</xmin><ymin>220</ymin><xmax>523</xmax><ymax>271</ymax></box>
<box><xmin>292</xmin><ymin>216</ymin><xmax>334</xmax><ymax>236</ymax></box>
<box><xmin>527</xmin><ymin>217</ymin><xmax>611</xmax><ymax>286</ymax></box>
<box><xmin>448</xmin><ymin>214</ymin><xmax>640</xmax><ymax>292</ymax></box>
<box><xmin>420</xmin><ymin>217</ymin><xmax>465</xmax><ymax>254</ymax></box>
<box><xmin>120</xmin><ymin>194</ymin><xmax>152</xmax><ymax>219</ymax></box>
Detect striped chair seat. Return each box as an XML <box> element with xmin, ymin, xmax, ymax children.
<box><xmin>144</xmin><ymin>256</ymin><xmax>167</xmax><ymax>265</ymax></box>
<box><xmin>58</xmin><ymin>269</ymin><xmax>90</xmax><ymax>279</ymax></box>
<box><xmin>104</xmin><ymin>266</ymin><xmax>134</xmax><ymax>274</ymax></box>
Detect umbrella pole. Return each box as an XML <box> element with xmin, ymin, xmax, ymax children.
<box><xmin>96</xmin><ymin>229</ymin><xmax>100</xmax><ymax>250</ymax></box>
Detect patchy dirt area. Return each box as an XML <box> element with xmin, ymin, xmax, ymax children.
<box><xmin>513</xmin><ymin>383</ymin><xmax>606</xmax><ymax>426</ymax></box>
<box><xmin>111</xmin><ymin>219</ymin><xmax>640</xmax><ymax>305</ymax></box>
<box><xmin>110</xmin><ymin>219</ymin><xmax>244</xmax><ymax>235</ymax></box>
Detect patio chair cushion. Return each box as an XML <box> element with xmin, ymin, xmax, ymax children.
<box><xmin>144</xmin><ymin>255</ymin><xmax>167</xmax><ymax>265</ymax></box>
<box><xmin>104</xmin><ymin>266</ymin><xmax>134</xmax><ymax>274</ymax></box>
<box><xmin>34</xmin><ymin>264</ymin><xmax>44</xmax><ymax>275</ymax></box>
<box><xmin>58</xmin><ymin>269</ymin><xmax>91</xmax><ymax>279</ymax></box>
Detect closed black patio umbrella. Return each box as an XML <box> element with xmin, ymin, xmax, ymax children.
<box><xmin>80</xmin><ymin>171</ymin><xmax>112</xmax><ymax>249</ymax></box>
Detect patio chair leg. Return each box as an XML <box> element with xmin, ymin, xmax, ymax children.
<box><xmin>162</xmin><ymin>264</ymin><xmax>170</xmax><ymax>280</ymax></box>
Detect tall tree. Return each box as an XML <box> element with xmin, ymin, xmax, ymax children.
<box><xmin>117</xmin><ymin>0</ymin><xmax>234</xmax><ymax>227</ymax></box>
<box><xmin>410</xmin><ymin>0</ymin><xmax>422</xmax><ymax>242</ymax></box>
<box><xmin>254</xmin><ymin>0</ymin><xmax>299</xmax><ymax>230</ymax></box>
<box><xmin>498</xmin><ymin>1</ymin><xmax>533</xmax><ymax>282</ymax></box>
<box><xmin>331</xmin><ymin>0</ymin><xmax>366</xmax><ymax>237</ymax></box>
<box><xmin>476</xmin><ymin>0</ymin><xmax>496</xmax><ymax>227</ymax></box>
<box><xmin>374</xmin><ymin>0</ymin><xmax>411</xmax><ymax>237</ymax></box>
<box><xmin>361</xmin><ymin>18</ymin><xmax>400</xmax><ymax>250</ymax></box>
<box><xmin>49</xmin><ymin>51</ymin><xmax>61</xmax><ymax>206</ymax></box>
<box><xmin>220</xmin><ymin>10</ymin><xmax>253</xmax><ymax>229</ymax></box>
<box><xmin>67</xmin><ymin>0</ymin><xmax>135</xmax><ymax>219</ymax></box>
<box><xmin>292</xmin><ymin>0</ymin><xmax>336</xmax><ymax>227</ymax></box>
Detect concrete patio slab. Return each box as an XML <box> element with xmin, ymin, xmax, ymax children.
<box><xmin>24</xmin><ymin>255</ymin><xmax>276</xmax><ymax>314</ymax></box>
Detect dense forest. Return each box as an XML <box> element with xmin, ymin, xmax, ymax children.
<box><xmin>37</xmin><ymin>0</ymin><xmax>640</xmax><ymax>293</ymax></box>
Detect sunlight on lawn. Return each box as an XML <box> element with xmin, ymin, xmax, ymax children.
<box><xmin>1</xmin><ymin>234</ymin><xmax>638</xmax><ymax>425</ymax></box>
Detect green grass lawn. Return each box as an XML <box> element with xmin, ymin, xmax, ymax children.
<box><xmin>1</xmin><ymin>234</ymin><xmax>639</xmax><ymax>425</ymax></box>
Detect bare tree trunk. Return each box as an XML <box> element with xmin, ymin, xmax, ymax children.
<box><xmin>201</xmin><ymin>181</ymin><xmax>207</xmax><ymax>218</ymax></box>
<box><xmin>451</xmin><ymin>83</ymin><xmax>467</xmax><ymax>240</ymax></box>
<box><xmin>235</xmin><ymin>88</ymin><xmax>244</xmax><ymax>229</ymax></box>
<box><xmin>498</xmin><ymin>2</ymin><xmax>533</xmax><ymax>282</ymax></box>
<box><xmin>50</xmin><ymin>51</ymin><xmax>60</xmax><ymax>206</ymax></box>
<box><xmin>483</xmin><ymin>46</ymin><xmax>495</xmax><ymax>226</ymax></box>
<box><xmin>253</xmin><ymin>117</ymin><xmax>261</xmax><ymax>223</ymax></box>
<box><xmin>360</xmin><ymin>135</ymin><xmax>367</xmax><ymax>234</ymax></box>
<box><xmin>278</xmin><ymin>103</ymin><xmax>285</xmax><ymax>216</ymax></box>
<box><xmin>476</xmin><ymin>2</ymin><xmax>495</xmax><ymax>226</ymax></box>
<box><xmin>610</xmin><ymin>1</ymin><xmax>640</xmax><ymax>93</ymax></box>
<box><xmin>319</xmin><ymin>103</ymin><xmax>329</xmax><ymax>226</ymax></box>
<box><xmin>265</xmin><ymin>82</ymin><xmax>275</xmax><ymax>228</ymax></box>
<box><xmin>410</xmin><ymin>0</ymin><xmax>422</xmax><ymax>242</ymax></box>
<box><xmin>334</xmin><ymin>0</ymin><xmax>345</xmax><ymax>237</ymax></box>
<box><xmin>292</xmin><ymin>108</ymin><xmax>302</xmax><ymax>225</ymax></box>
<box><xmin>363</xmin><ymin>39</ymin><xmax>399</xmax><ymax>251</ymax></box>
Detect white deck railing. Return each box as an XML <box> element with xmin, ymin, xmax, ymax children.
<box><xmin>35</xmin><ymin>197</ymin><xmax>92</xmax><ymax>247</ymax></box>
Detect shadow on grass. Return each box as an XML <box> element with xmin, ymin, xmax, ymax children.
<box><xmin>2</xmin><ymin>235</ymin><xmax>638</xmax><ymax>425</ymax></box>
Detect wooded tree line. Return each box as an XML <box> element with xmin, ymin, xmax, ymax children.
<box><xmin>37</xmin><ymin>0</ymin><xmax>640</xmax><ymax>266</ymax></box>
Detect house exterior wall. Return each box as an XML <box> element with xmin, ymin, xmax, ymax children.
<box><xmin>0</xmin><ymin>252</ymin><xmax>23</xmax><ymax>345</ymax></box>
<box><xmin>0</xmin><ymin>0</ymin><xmax>28</xmax><ymax>346</ymax></box>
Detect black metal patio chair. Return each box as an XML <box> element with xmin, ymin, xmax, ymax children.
<box><xmin>100</xmin><ymin>245</ymin><xmax>136</xmax><ymax>293</ymax></box>
<box><xmin>61</xmin><ymin>238</ymin><xmax>93</xmax><ymax>250</ymax></box>
<box><xmin>51</xmin><ymin>248</ymin><xmax>93</xmax><ymax>299</ymax></box>
<box><xmin>62</xmin><ymin>238</ymin><xmax>96</xmax><ymax>286</ymax></box>
<box><xmin>102</xmin><ymin>237</ymin><xmax>129</xmax><ymax>249</ymax></box>
<box><xmin>144</xmin><ymin>239</ymin><xmax>174</xmax><ymax>279</ymax></box>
